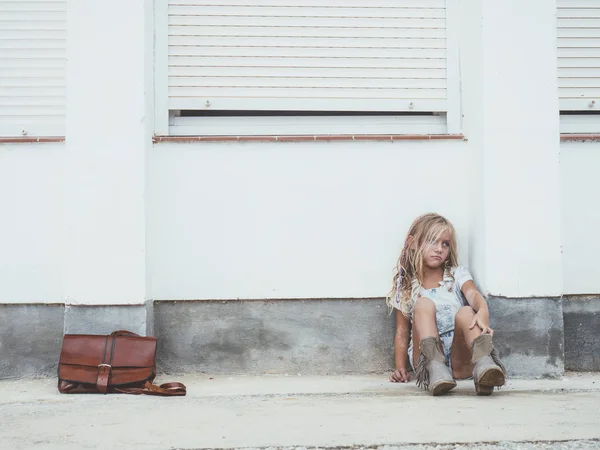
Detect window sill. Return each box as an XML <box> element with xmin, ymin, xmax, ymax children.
<box><xmin>0</xmin><ymin>137</ymin><xmax>65</xmax><ymax>144</ymax></box>
<box><xmin>153</xmin><ymin>134</ymin><xmax>465</xmax><ymax>143</ymax></box>
<box><xmin>561</xmin><ymin>134</ymin><xmax>600</xmax><ymax>142</ymax></box>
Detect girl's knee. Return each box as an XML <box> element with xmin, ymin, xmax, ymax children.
<box><xmin>455</xmin><ymin>306</ymin><xmax>475</xmax><ymax>324</ymax></box>
<box><xmin>414</xmin><ymin>296</ymin><xmax>435</xmax><ymax>314</ymax></box>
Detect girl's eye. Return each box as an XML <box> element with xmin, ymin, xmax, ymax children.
<box><xmin>442</xmin><ymin>242</ymin><xmax>450</xmax><ymax>248</ymax></box>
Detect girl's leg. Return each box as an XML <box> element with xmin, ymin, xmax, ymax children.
<box><xmin>411</xmin><ymin>297</ymin><xmax>438</xmax><ymax>366</ymax></box>
<box><xmin>450</xmin><ymin>306</ymin><xmax>481</xmax><ymax>379</ymax></box>
<box><xmin>451</xmin><ymin>306</ymin><xmax>506</xmax><ymax>394</ymax></box>
<box><xmin>412</xmin><ymin>297</ymin><xmax>456</xmax><ymax>395</ymax></box>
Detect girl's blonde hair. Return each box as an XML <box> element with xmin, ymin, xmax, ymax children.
<box><xmin>386</xmin><ymin>213</ymin><xmax>459</xmax><ymax>318</ymax></box>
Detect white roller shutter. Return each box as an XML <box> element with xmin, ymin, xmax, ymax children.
<box><xmin>166</xmin><ymin>0</ymin><xmax>449</xmax><ymax>112</ymax></box>
<box><xmin>0</xmin><ymin>0</ymin><xmax>66</xmax><ymax>137</ymax></box>
<box><xmin>558</xmin><ymin>0</ymin><xmax>600</xmax><ymax>111</ymax></box>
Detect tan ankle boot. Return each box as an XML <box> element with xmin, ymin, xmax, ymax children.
<box><xmin>471</xmin><ymin>334</ymin><xmax>507</xmax><ymax>396</ymax></box>
<box><xmin>416</xmin><ymin>336</ymin><xmax>457</xmax><ymax>396</ymax></box>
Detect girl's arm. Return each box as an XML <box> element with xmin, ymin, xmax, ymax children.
<box><xmin>461</xmin><ymin>280</ymin><xmax>493</xmax><ymax>335</ymax></box>
<box><xmin>390</xmin><ymin>309</ymin><xmax>411</xmax><ymax>382</ymax></box>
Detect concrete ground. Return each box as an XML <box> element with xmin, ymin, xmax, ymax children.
<box><xmin>1</xmin><ymin>373</ymin><xmax>599</xmax><ymax>450</ymax></box>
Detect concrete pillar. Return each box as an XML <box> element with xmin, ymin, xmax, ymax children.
<box><xmin>463</xmin><ymin>0</ymin><xmax>562</xmax><ymax>298</ymax></box>
<box><xmin>64</xmin><ymin>0</ymin><xmax>152</xmax><ymax>333</ymax></box>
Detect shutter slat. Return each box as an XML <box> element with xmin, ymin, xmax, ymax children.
<box><xmin>557</xmin><ymin>1</ymin><xmax>600</xmax><ymax>111</ymax></box>
<box><xmin>557</xmin><ymin>38</ymin><xmax>600</xmax><ymax>48</ymax></box>
<box><xmin>0</xmin><ymin>78</ymin><xmax>64</xmax><ymax>87</ymax></box>
<box><xmin>0</xmin><ymin>29</ymin><xmax>65</xmax><ymax>39</ymax></box>
<box><xmin>167</xmin><ymin>0</ymin><xmax>448</xmax><ymax>112</ymax></box>
<box><xmin>169</xmin><ymin>46</ymin><xmax>446</xmax><ymax>59</ymax></box>
<box><xmin>0</xmin><ymin>105</ymin><xmax>65</xmax><ymax>116</ymax></box>
<box><xmin>557</xmin><ymin>9</ymin><xmax>600</xmax><ymax>18</ymax></box>
<box><xmin>0</xmin><ymin>38</ymin><xmax>65</xmax><ymax>49</ymax></box>
<box><xmin>169</xmin><ymin>36</ymin><xmax>445</xmax><ymax>49</ymax></box>
<box><xmin>0</xmin><ymin>11</ymin><xmax>65</xmax><ymax>21</ymax></box>
<box><xmin>0</xmin><ymin>96</ymin><xmax>64</xmax><ymax>106</ymax></box>
<box><xmin>169</xmin><ymin>67</ymin><xmax>446</xmax><ymax>79</ymax></box>
<box><xmin>0</xmin><ymin>20</ymin><xmax>65</xmax><ymax>30</ymax></box>
<box><xmin>560</xmin><ymin>87</ymin><xmax>600</xmax><ymax>96</ymax></box>
<box><xmin>0</xmin><ymin>2</ymin><xmax>65</xmax><ymax>12</ymax></box>
<box><xmin>559</xmin><ymin>67</ymin><xmax>600</xmax><ymax>77</ymax></box>
<box><xmin>0</xmin><ymin>68</ymin><xmax>65</xmax><ymax>78</ymax></box>
<box><xmin>559</xmin><ymin>57</ymin><xmax>600</xmax><ymax>67</ymax></box>
<box><xmin>0</xmin><ymin>0</ymin><xmax>65</xmax><ymax>136</ymax></box>
<box><xmin>169</xmin><ymin>25</ymin><xmax>446</xmax><ymax>39</ymax></box>
<box><xmin>169</xmin><ymin>76</ymin><xmax>446</xmax><ymax>89</ymax></box>
<box><xmin>0</xmin><ymin>57</ymin><xmax>64</xmax><ymax>68</ymax></box>
<box><xmin>170</xmin><ymin>0</ymin><xmax>445</xmax><ymax>7</ymax></box>
<box><xmin>170</xmin><ymin>56</ymin><xmax>447</xmax><ymax>69</ymax></box>
<box><xmin>558</xmin><ymin>47</ymin><xmax>600</xmax><ymax>57</ymax></box>
<box><xmin>168</xmin><ymin>5</ymin><xmax>446</xmax><ymax>18</ymax></box>
<box><xmin>168</xmin><ymin>96</ymin><xmax>446</xmax><ymax>113</ymax></box>
<box><xmin>0</xmin><ymin>117</ymin><xmax>63</xmax><ymax>137</ymax></box>
<box><xmin>558</xmin><ymin>0</ymin><xmax>600</xmax><ymax>7</ymax></box>
<box><xmin>559</xmin><ymin>77</ymin><xmax>600</xmax><ymax>88</ymax></box>
<box><xmin>0</xmin><ymin>86</ymin><xmax>66</xmax><ymax>96</ymax></box>
<box><xmin>169</xmin><ymin>16</ymin><xmax>445</xmax><ymax>28</ymax></box>
<box><xmin>170</xmin><ymin>86</ymin><xmax>446</xmax><ymax>99</ymax></box>
<box><xmin>558</xmin><ymin>27</ymin><xmax>600</xmax><ymax>38</ymax></box>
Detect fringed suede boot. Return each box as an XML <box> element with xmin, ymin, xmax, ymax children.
<box><xmin>416</xmin><ymin>336</ymin><xmax>457</xmax><ymax>396</ymax></box>
<box><xmin>471</xmin><ymin>334</ymin><xmax>507</xmax><ymax>396</ymax></box>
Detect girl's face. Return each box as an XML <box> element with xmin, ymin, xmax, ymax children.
<box><xmin>423</xmin><ymin>229</ymin><xmax>452</xmax><ymax>269</ymax></box>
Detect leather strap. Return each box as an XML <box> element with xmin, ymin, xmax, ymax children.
<box><xmin>111</xmin><ymin>330</ymin><xmax>140</xmax><ymax>337</ymax></box>
<box><xmin>115</xmin><ymin>381</ymin><xmax>187</xmax><ymax>397</ymax></box>
<box><xmin>96</xmin><ymin>364</ymin><xmax>111</xmax><ymax>394</ymax></box>
<box><xmin>96</xmin><ymin>333</ymin><xmax>115</xmax><ymax>394</ymax></box>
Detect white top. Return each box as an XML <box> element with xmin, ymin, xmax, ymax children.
<box><xmin>418</xmin><ymin>265</ymin><xmax>474</xmax><ymax>334</ymax></box>
<box><xmin>391</xmin><ymin>265</ymin><xmax>474</xmax><ymax>334</ymax></box>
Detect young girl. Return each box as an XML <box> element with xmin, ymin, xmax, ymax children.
<box><xmin>386</xmin><ymin>213</ymin><xmax>506</xmax><ymax>396</ymax></box>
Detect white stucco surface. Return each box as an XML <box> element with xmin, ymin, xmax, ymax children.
<box><xmin>561</xmin><ymin>141</ymin><xmax>600</xmax><ymax>294</ymax></box>
<box><xmin>146</xmin><ymin>140</ymin><xmax>471</xmax><ymax>300</ymax></box>
<box><xmin>0</xmin><ymin>144</ymin><xmax>65</xmax><ymax>303</ymax></box>
<box><xmin>63</xmin><ymin>0</ymin><xmax>150</xmax><ymax>305</ymax></box>
<box><xmin>464</xmin><ymin>0</ymin><xmax>563</xmax><ymax>297</ymax></box>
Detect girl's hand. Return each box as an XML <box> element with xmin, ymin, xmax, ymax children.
<box><xmin>469</xmin><ymin>310</ymin><xmax>494</xmax><ymax>336</ymax></box>
<box><xmin>390</xmin><ymin>368</ymin><xmax>411</xmax><ymax>383</ymax></box>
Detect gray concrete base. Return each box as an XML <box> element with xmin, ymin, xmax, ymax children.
<box><xmin>563</xmin><ymin>296</ymin><xmax>600</xmax><ymax>371</ymax></box>
<box><xmin>154</xmin><ymin>299</ymin><xmax>394</xmax><ymax>375</ymax></box>
<box><xmin>0</xmin><ymin>296</ymin><xmax>594</xmax><ymax>378</ymax></box>
<box><xmin>488</xmin><ymin>297</ymin><xmax>564</xmax><ymax>378</ymax></box>
<box><xmin>155</xmin><ymin>297</ymin><xmax>566</xmax><ymax>378</ymax></box>
<box><xmin>0</xmin><ymin>304</ymin><xmax>64</xmax><ymax>379</ymax></box>
<box><xmin>64</xmin><ymin>303</ymin><xmax>153</xmax><ymax>336</ymax></box>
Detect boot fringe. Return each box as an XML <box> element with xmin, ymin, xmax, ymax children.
<box><xmin>415</xmin><ymin>353</ymin><xmax>429</xmax><ymax>390</ymax></box>
<box><xmin>490</xmin><ymin>347</ymin><xmax>507</xmax><ymax>384</ymax></box>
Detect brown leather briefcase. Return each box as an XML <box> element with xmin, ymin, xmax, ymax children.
<box><xmin>58</xmin><ymin>330</ymin><xmax>186</xmax><ymax>396</ymax></box>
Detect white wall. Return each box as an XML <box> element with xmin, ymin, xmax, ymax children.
<box><xmin>63</xmin><ymin>0</ymin><xmax>151</xmax><ymax>306</ymax></box>
<box><xmin>462</xmin><ymin>0</ymin><xmax>563</xmax><ymax>298</ymax></box>
<box><xmin>1</xmin><ymin>139</ymin><xmax>599</xmax><ymax>304</ymax></box>
<box><xmin>0</xmin><ymin>144</ymin><xmax>64</xmax><ymax>303</ymax></box>
<box><xmin>147</xmin><ymin>140</ymin><xmax>471</xmax><ymax>300</ymax></box>
<box><xmin>561</xmin><ymin>141</ymin><xmax>600</xmax><ymax>294</ymax></box>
